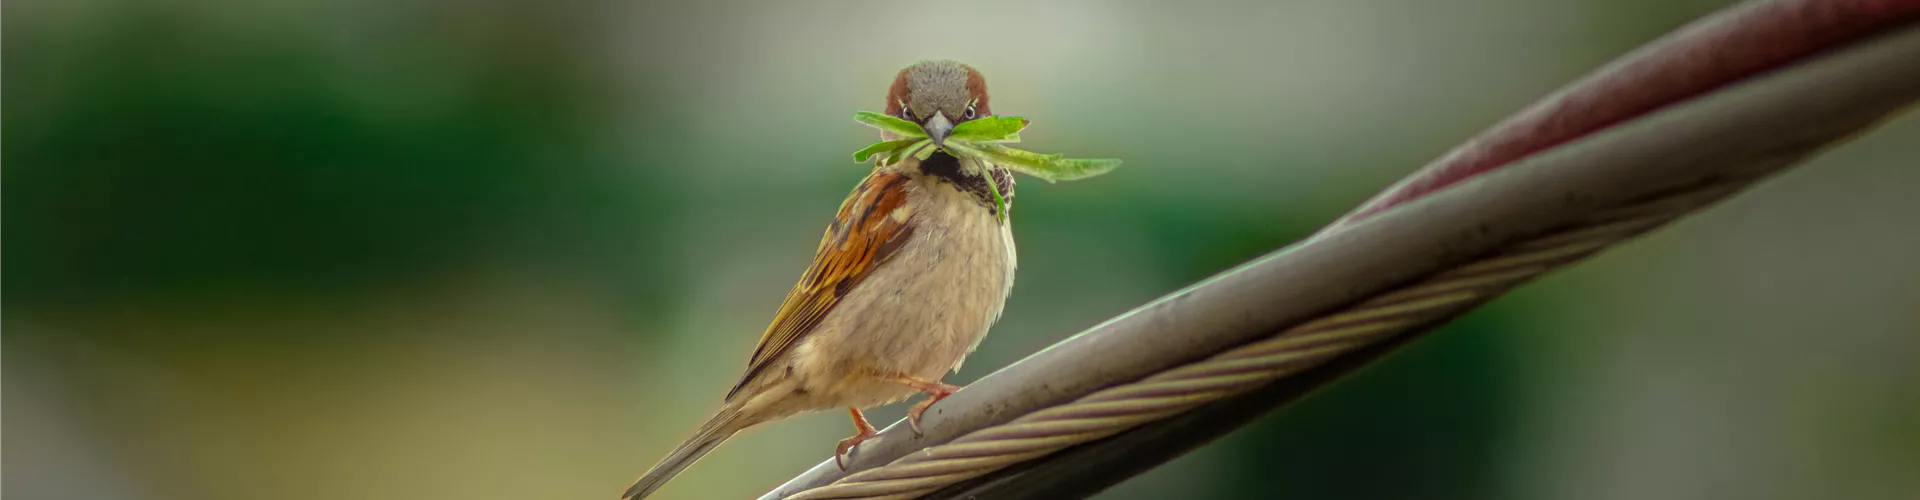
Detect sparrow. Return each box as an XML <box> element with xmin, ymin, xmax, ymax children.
<box><xmin>622</xmin><ymin>60</ymin><xmax>1018</xmax><ymax>499</ymax></box>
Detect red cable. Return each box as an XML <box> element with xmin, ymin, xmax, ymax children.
<box><xmin>1329</xmin><ymin>0</ymin><xmax>1920</xmax><ymax>230</ymax></box>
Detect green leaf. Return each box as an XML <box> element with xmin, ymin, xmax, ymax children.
<box><xmin>983</xmin><ymin>168</ymin><xmax>1008</xmax><ymax>223</ymax></box>
<box><xmin>950</xmin><ymin>116</ymin><xmax>1029</xmax><ymax>143</ymax></box>
<box><xmin>977</xmin><ymin>143</ymin><xmax>1063</xmax><ymax>168</ymax></box>
<box><xmin>854</xmin><ymin>111</ymin><xmax>926</xmax><ymax>138</ymax></box>
<box><xmin>942</xmin><ymin>141</ymin><xmax>1119</xmax><ymax>183</ymax></box>
<box><xmin>1031</xmin><ymin>156</ymin><xmax>1122</xmax><ymax>182</ymax></box>
<box><xmin>849</xmin><ymin>113</ymin><xmax>1120</xmax><ymax>185</ymax></box>
<box><xmin>853</xmin><ymin>139</ymin><xmax>920</xmax><ymax>163</ymax></box>
<box><xmin>941</xmin><ymin>141</ymin><xmax>1055</xmax><ymax>179</ymax></box>
<box><xmin>889</xmin><ymin>139</ymin><xmax>933</xmax><ymax>165</ymax></box>
<box><xmin>939</xmin><ymin>140</ymin><xmax>1027</xmax><ymax>173</ymax></box>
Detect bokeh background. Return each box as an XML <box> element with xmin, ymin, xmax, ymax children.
<box><xmin>6</xmin><ymin>0</ymin><xmax>1918</xmax><ymax>499</ymax></box>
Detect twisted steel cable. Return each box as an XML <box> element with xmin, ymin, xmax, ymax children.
<box><xmin>786</xmin><ymin>178</ymin><xmax>1751</xmax><ymax>500</ymax></box>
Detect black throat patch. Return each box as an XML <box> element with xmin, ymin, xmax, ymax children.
<box><xmin>918</xmin><ymin>151</ymin><xmax>1016</xmax><ymax>219</ymax></box>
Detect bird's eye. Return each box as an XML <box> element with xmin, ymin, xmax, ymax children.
<box><xmin>964</xmin><ymin>103</ymin><xmax>978</xmax><ymax>120</ymax></box>
<box><xmin>899</xmin><ymin>104</ymin><xmax>914</xmax><ymax>121</ymax></box>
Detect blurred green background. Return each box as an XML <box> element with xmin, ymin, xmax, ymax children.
<box><xmin>6</xmin><ymin>1</ymin><xmax>1918</xmax><ymax>499</ymax></box>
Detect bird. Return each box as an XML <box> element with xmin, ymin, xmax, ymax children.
<box><xmin>622</xmin><ymin>60</ymin><xmax>1018</xmax><ymax>499</ymax></box>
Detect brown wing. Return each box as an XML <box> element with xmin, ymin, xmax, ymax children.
<box><xmin>726</xmin><ymin>170</ymin><xmax>919</xmax><ymax>400</ymax></box>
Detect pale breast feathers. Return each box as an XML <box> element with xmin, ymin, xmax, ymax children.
<box><xmin>727</xmin><ymin>171</ymin><xmax>919</xmax><ymax>400</ymax></box>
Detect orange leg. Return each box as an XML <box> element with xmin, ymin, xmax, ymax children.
<box><xmin>887</xmin><ymin>375</ymin><xmax>961</xmax><ymax>436</ymax></box>
<box><xmin>835</xmin><ymin>407</ymin><xmax>879</xmax><ymax>471</ymax></box>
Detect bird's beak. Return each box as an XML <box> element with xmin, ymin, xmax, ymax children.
<box><xmin>923</xmin><ymin>111</ymin><xmax>954</xmax><ymax>146</ymax></box>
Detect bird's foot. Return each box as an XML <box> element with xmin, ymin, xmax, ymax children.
<box><xmin>836</xmin><ymin>407</ymin><xmax>879</xmax><ymax>471</ymax></box>
<box><xmin>902</xmin><ymin>380</ymin><xmax>960</xmax><ymax>436</ymax></box>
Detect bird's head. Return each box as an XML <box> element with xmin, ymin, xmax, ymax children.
<box><xmin>884</xmin><ymin>60</ymin><xmax>989</xmax><ymax>146</ymax></box>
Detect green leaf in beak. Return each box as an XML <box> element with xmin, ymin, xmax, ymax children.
<box><xmin>853</xmin><ymin>139</ymin><xmax>920</xmax><ymax>163</ymax></box>
<box><xmin>854</xmin><ymin>111</ymin><xmax>927</xmax><ymax>138</ymax></box>
<box><xmin>911</xmin><ymin>139</ymin><xmax>938</xmax><ymax>160</ymax></box>
<box><xmin>886</xmin><ymin>139</ymin><xmax>933</xmax><ymax>166</ymax></box>
<box><xmin>1022</xmin><ymin>154</ymin><xmax>1122</xmax><ymax>182</ymax></box>
<box><xmin>949</xmin><ymin>116</ymin><xmax>1030</xmax><ymax>143</ymax></box>
<box><xmin>941</xmin><ymin>141</ymin><xmax>1120</xmax><ymax>183</ymax></box>
<box><xmin>983</xmin><ymin>168</ymin><xmax>1009</xmax><ymax>223</ymax></box>
<box><xmin>846</xmin><ymin>110</ymin><xmax>1120</xmax><ymax>188</ymax></box>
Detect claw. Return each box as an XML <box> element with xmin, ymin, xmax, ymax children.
<box><xmin>836</xmin><ymin>408</ymin><xmax>879</xmax><ymax>471</ymax></box>
<box><xmin>840</xmin><ymin>434</ymin><xmax>871</xmax><ymax>471</ymax></box>
<box><xmin>906</xmin><ymin>398</ymin><xmax>933</xmax><ymax>436</ymax></box>
<box><xmin>901</xmin><ymin>381</ymin><xmax>959</xmax><ymax>436</ymax></box>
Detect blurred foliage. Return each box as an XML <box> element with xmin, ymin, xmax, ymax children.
<box><xmin>1222</xmin><ymin>310</ymin><xmax>1519</xmax><ymax>500</ymax></box>
<box><xmin>3</xmin><ymin>3</ymin><xmax>670</xmax><ymax>319</ymax></box>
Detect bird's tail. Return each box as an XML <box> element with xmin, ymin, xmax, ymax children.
<box><xmin>622</xmin><ymin>403</ymin><xmax>747</xmax><ymax>499</ymax></box>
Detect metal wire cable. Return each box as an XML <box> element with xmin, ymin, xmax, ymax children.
<box><xmin>784</xmin><ymin>178</ymin><xmax>1751</xmax><ymax>500</ymax></box>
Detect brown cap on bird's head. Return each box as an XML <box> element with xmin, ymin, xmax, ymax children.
<box><xmin>885</xmin><ymin>60</ymin><xmax>989</xmax><ymax>145</ymax></box>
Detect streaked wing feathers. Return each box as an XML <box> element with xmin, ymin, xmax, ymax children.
<box><xmin>726</xmin><ymin>171</ymin><xmax>918</xmax><ymax>400</ymax></box>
